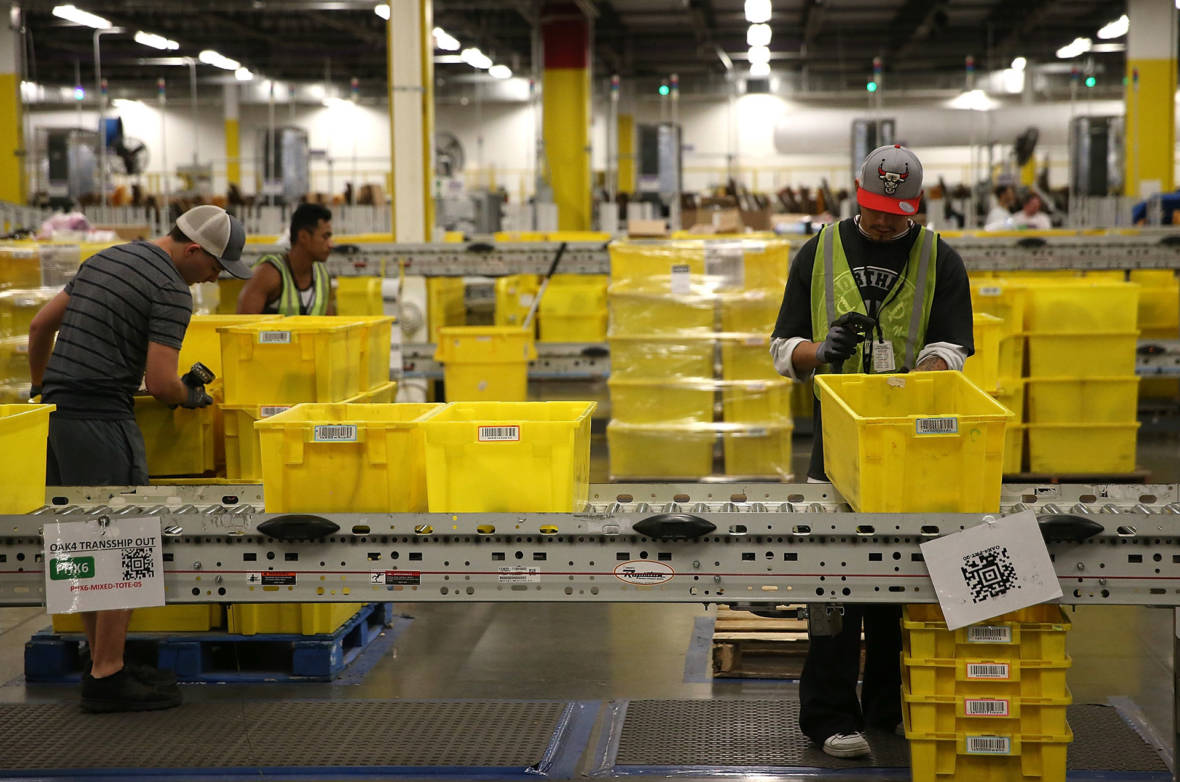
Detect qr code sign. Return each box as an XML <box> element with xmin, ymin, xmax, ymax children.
<box><xmin>961</xmin><ymin>545</ymin><xmax>1020</xmax><ymax>604</ymax></box>
<box><xmin>121</xmin><ymin>547</ymin><xmax>155</xmax><ymax>581</ymax></box>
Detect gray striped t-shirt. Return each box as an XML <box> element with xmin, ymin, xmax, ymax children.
<box><xmin>43</xmin><ymin>241</ymin><xmax>193</xmax><ymax>419</ymax></box>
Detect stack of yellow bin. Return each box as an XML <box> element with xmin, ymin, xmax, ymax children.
<box><xmin>1131</xmin><ymin>269</ymin><xmax>1179</xmax><ymax>400</ymax></box>
<box><xmin>1022</xmin><ymin>280</ymin><xmax>1140</xmax><ymax>474</ymax></box>
<box><xmin>902</xmin><ymin>603</ymin><xmax>1073</xmax><ymax>782</ymax></box>
<box><xmin>539</xmin><ymin>274</ymin><xmax>609</xmax><ymax>342</ymax></box>
<box><xmin>606</xmin><ymin>239</ymin><xmax>792</xmax><ymax>479</ymax></box>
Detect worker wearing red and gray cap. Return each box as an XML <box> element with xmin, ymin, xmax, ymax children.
<box><xmin>768</xmin><ymin>145</ymin><xmax>974</xmax><ymax>758</ymax></box>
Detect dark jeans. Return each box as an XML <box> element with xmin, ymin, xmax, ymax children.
<box><xmin>46</xmin><ymin>416</ymin><xmax>149</xmax><ymax>486</ymax></box>
<box><xmin>799</xmin><ymin>603</ymin><xmax>903</xmax><ymax>743</ymax></box>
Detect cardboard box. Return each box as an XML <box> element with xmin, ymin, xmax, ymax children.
<box><xmin>627</xmin><ymin>218</ymin><xmax>668</xmax><ymax>238</ymax></box>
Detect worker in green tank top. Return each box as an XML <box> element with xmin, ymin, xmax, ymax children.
<box><xmin>238</xmin><ymin>203</ymin><xmax>335</xmax><ymax>315</ymax></box>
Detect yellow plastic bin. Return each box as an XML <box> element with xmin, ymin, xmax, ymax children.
<box><xmin>0</xmin><ymin>403</ymin><xmax>53</xmax><ymax>511</ymax></box>
<box><xmin>494</xmin><ymin>275</ymin><xmax>541</xmax><ymax>329</ymax></box>
<box><xmin>722</xmin><ymin>424</ymin><xmax>793</xmax><ymax>478</ymax></box>
<box><xmin>815</xmin><ymin>372</ymin><xmax>1013</xmax><ymax>513</ymax></box>
<box><xmin>903</xmin><ymin>655</ymin><xmax>1072</xmax><ymax>700</ymax></box>
<box><xmin>991</xmin><ymin>381</ymin><xmax>1025</xmax><ymax>475</ymax></box>
<box><xmin>1130</xmin><ymin>270</ymin><xmax>1179</xmax><ymax>330</ymax></box>
<box><xmin>0</xmin><ymin>336</ymin><xmax>29</xmax><ymax>384</ymax></box>
<box><xmin>720</xmin><ymin>379</ymin><xmax>792</xmax><ymax>424</ymax></box>
<box><xmin>962</xmin><ymin>314</ymin><xmax>1003</xmax><ymax>392</ymax></box>
<box><xmin>1025</xmin><ymin>377</ymin><xmax>1139</xmax><ymax>423</ymax></box>
<box><xmin>422</xmin><ymin>401</ymin><xmax>595</xmax><ymax>512</ymax></box>
<box><xmin>971</xmin><ymin>279</ymin><xmax>1032</xmax><ymax>337</ymax></box>
<box><xmin>608</xmin><ymin>289</ymin><xmax>716</xmax><ymax>336</ymax></box>
<box><xmin>351</xmin><ymin>315</ymin><xmax>396</xmax><ymax>391</ymax></box>
<box><xmin>0</xmin><ymin>287</ymin><xmax>58</xmax><ymax>338</ymax></box>
<box><xmin>53</xmin><ymin>604</ymin><xmax>223</xmax><ymax>634</ymax></box>
<box><xmin>1024</xmin><ymin>281</ymin><xmax>1139</xmax><ymax>333</ymax></box>
<box><xmin>902</xmin><ymin>604</ymin><xmax>1072</xmax><ymax>662</ymax></box>
<box><xmin>607</xmin><ymin>420</ymin><xmax>715</xmax><ymax>480</ymax></box>
<box><xmin>227</xmin><ymin>603</ymin><xmax>365</xmax><ymax>636</ymax></box>
<box><xmin>903</xmin><ymin>689</ymin><xmax>1071</xmax><ymax>736</ymax></box>
<box><xmin>179</xmin><ymin>314</ymin><xmax>283</xmax><ymax>378</ymax></box>
<box><xmin>0</xmin><ymin>244</ymin><xmax>44</xmax><ymax>289</ymax></box>
<box><xmin>719</xmin><ymin>295</ymin><xmax>781</xmax><ymax>334</ymax></box>
<box><xmin>256</xmin><ymin>402</ymin><xmax>442</xmax><ymax>513</ymax></box>
<box><xmin>335</xmin><ymin>276</ymin><xmax>385</xmax><ymax>316</ymax></box>
<box><xmin>906</xmin><ymin>727</ymin><xmax>1072</xmax><ymax>782</ymax></box>
<box><xmin>133</xmin><ymin>396</ymin><xmax>216</xmax><ymax>477</ymax></box>
<box><xmin>609</xmin><ymin>336</ymin><xmax>716</xmax><ymax>381</ymax></box>
<box><xmin>1025</xmin><ymin>422</ymin><xmax>1140</xmax><ymax>474</ymax></box>
<box><xmin>427</xmin><ymin>277</ymin><xmax>467</xmax><ymax>343</ymax></box>
<box><xmin>218</xmin><ymin>315</ymin><xmax>366</xmax><ymax>405</ymax></box>
<box><xmin>539</xmin><ymin>275</ymin><xmax>608</xmax><ymax>342</ymax></box>
<box><xmin>1025</xmin><ymin>332</ymin><xmax>1138</xmax><ymax>378</ymax></box>
<box><xmin>608</xmin><ymin>379</ymin><xmax>715</xmax><ymax>424</ymax></box>
<box><xmin>720</xmin><ymin>338</ymin><xmax>780</xmax><ymax>381</ymax></box>
<box><xmin>215</xmin><ymin>277</ymin><xmax>246</xmax><ymax>314</ymax></box>
<box><xmin>434</xmin><ymin>326</ymin><xmax>537</xmax><ymax>402</ymax></box>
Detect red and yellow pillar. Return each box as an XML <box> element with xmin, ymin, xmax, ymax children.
<box><xmin>1125</xmin><ymin>0</ymin><xmax>1177</xmax><ymax>197</ymax></box>
<box><xmin>542</xmin><ymin>3</ymin><xmax>590</xmax><ymax>230</ymax></box>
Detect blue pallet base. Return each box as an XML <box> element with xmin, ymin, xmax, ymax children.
<box><xmin>25</xmin><ymin>602</ymin><xmax>395</xmax><ymax>684</ymax></box>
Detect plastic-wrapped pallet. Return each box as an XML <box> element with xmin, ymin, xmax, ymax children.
<box><xmin>606</xmin><ymin>238</ymin><xmax>794</xmax><ymax>480</ymax></box>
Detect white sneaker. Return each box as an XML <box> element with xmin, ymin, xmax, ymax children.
<box><xmin>822</xmin><ymin>731</ymin><xmax>871</xmax><ymax>758</ymax></box>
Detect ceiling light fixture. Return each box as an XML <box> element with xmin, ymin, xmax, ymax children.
<box><xmin>744</xmin><ymin>0</ymin><xmax>771</xmax><ymax>24</ymax></box>
<box><xmin>747</xmin><ymin>23</ymin><xmax>771</xmax><ymax>48</ymax></box>
<box><xmin>374</xmin><ymin>3</ymin><xmax>390</xmax><ymax>20</ymax></box>
<box><xmin>749</xmin><ymin>62</ymin><xmax>770</xmax><ymax>78</ymax></box>
<box><xmin>488</xmin><ymin>64</ymin><xmax>512</xmax><ymax>79</ymax></box>
<box><xmin>235</xmin><ymin>67</ymin><xmax>254</xmax><ymax>81</ymax></box>
<box><xmin>433</xmin><ymin>26</ymin><xmax>460</xmax><ymax>51</ymax></box>
<box><xmin>1010</xmin><ymin>56</ymin><xmax>1026</xmax><ymax>72</ymax></box>
<box><xmin>134</xmin><ymin>31</ymin><xmax>179</xmax><ymax>50</ymax></box>
<box><xmin>1097</xmin><ymin>14</ymin><xmax>1129</xmax><ymax>40</ymax></box>
<box><xmin>747</xmin><ymin>45</ymin><xmax>770</xmax><ymax>65</ymax></box>
<box><xmin>198</xmin><ymin>49</ymin><xmax>241</xmax><ymax>70</ymax></box>
<box><xmin>949</xmin><ymin>88</ymin><xmax>997</xmax><ymax>111</ymax></box>
<box><xmin>460</xmin><ymin>47</ymin><xmax>492</xmax><ymax>69</ymax></box>
<box><xmin>1055</xmin><ymin>37</ymin><xmax>1091</xmax><ymax>59</ymax></box>
<box><xmin>51</xmin><ymin>4</ymin><xmax>111</xmax><ymax>29</ymax></box>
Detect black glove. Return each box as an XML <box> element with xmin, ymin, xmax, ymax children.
<box><xmin>815</xmin><ymin>323</ymin><xmax>859</xmax><ymax>365</ymax></box>
<box><xmin>29</xmin><ymin>385</ymin><xmax>41</xmax><ymax>400</ymax></box>
<box><xmin>180</xmin><ymin>382</ymin><xmax>213</xmax><ymax>409</ymax></box>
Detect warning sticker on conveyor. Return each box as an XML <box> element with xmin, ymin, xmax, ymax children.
<box><xmin>498</xmin><ymin>567</ymin><xmax>540</xmax><ymax>583</ymax></box>
<box><xmin>247</xmin><ymin>572</ymin><xmax>297</xmax><ymax>586</ymax></box>
<box><xmin>372</xmin><ymin>570</ymin><xmax>421</xmax><ymax>586</ymax></box>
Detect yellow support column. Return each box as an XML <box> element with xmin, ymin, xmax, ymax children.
<box><xmin>386</xmin><ymin>0</ymin><xmax>434</xmax><ymax>242</ymax></box>
<box><xmin>224</xmin><ymin>83</ymin><xmax>240</xmax><ymax>191</ymax></box>
<box><xmin>0</xmin><ymin>5</ymin><xmax>24</xmax><ymax>204</ymax></box>
<box><xmin>1125</xmin><ymin>0</ymin><xmax>1177</xmax><ymax>198</ymax></box>
<box><xmin>542</xmin><ymin>3</ymin><xmax>590</xmax><ymax>230</ymax></box>
<box><xmin>617</xmin><ymin>113</ymin><xmax>635</xmax><ymax>195</ymax></box>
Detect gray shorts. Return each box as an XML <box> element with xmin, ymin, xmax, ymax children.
<box><xmin>46</xmin><ymin>417</ymin><xmax>149</xmax><ymax>487</ymax></box>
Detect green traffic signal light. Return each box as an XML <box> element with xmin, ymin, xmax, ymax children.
<box><xmin>1084</xmin><ymin>75</ymin><xmax>1096</xmax><ymax>88</ymax></box>
<box><xmin>866</xmin><ymin>80</ymin><xmax>878</xmax><ymax>93</ymax></box>
<box><xmin>658</xmin><ymin>84</ymin><xmax>670</xmax><ymax>96</ymax></box>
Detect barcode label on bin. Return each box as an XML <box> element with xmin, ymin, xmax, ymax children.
<box><xmin>314</xmin><ymin>425</ymin><xmax>358</xmax><ymax>442</ymax></box>
<box><xmin>967</xmin><ymin>626</ymin><xmax>1012</xmax><ymax>643</ymax></box>
<box><xmin>670</xmin><ymin>264</ymin><xmax>692</xmax><ymax>295</ymax></box>
<box><xmin>965</xmin><ymin>698</ymin><xmax>1010</xmax><ymax>716</ymax></box>
<box><xmin>967</xmin><ymin>663</ymin><xmax>1011</xmax><ymax>680</ymax></box>
<box><xmin>978</xmin><ymin>286</ymin><xmax>1003</xmax><ymax>297</ymax></box>
<box><xmin>479</xmin><ymin>425</ymin><xmax>520</xmax><ymax>442</ymax></box>
<box><xmin>965</xmin><ymin>736</ymin><xmax>1011</xmax><ymax>755</ymax></box>
<box><xmin>915</xmin><ymin>417</ymin><xmax>958</xmax><ymax>435</ymax></box>
<box><xmin>258</xmin><ymin>330</ymin><xmax>292</xmax><ymax>344</ymax></box>
<box><xmin>260</xmin><ymin>406</ymin><xmax>290</xmax><ymax>418</ymax></box>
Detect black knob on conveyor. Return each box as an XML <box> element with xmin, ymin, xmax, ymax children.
<box><xmin>1015</xmin><ymin>236</ymin><xmax>1047</xmax><ymax>249</ymax></box>
<box><xmin>581</xmin><ymin>345</ymin><xmax>609</xmax><ymax>358</ymax></box>
<box><xmin>1036</xmin><ymin>514</ymin><xmax>1103</xmax><ymax>542</ymax></box>
<box><xmin>633</xmin><ymin>514</ymin><xmax>716</xmax><ymax>540</ymax></box>
<box><xmin>258</xmin><ymin>515</ymin><xmax>341</xmax><ymax>541</ymax></box>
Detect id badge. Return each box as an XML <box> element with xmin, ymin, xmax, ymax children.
<box><xmin>872</xmin><ymin>340</ymin><xmax>896</xmax><ymax>373</ymax></box>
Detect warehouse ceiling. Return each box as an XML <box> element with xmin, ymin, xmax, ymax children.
<box><xmin>18</xmin><ymin>0</ymin><xmax>1132</xmax><ymax>95</ymax></box>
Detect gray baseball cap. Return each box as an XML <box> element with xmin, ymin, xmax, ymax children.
<box><xmin>175</xmin><ymin>205</ymin><xmax>250</xmax><ymax>279</ymax></box>
<box><xmin>856</xmin><ymin>144</ymin><xmax>923</xmax><ymax>216</ymax></box>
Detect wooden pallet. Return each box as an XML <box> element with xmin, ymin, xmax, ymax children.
<box><xmin>711</xmin><ymin>605</ymin><xmax>811</xmax><ymax>680</ymax></box>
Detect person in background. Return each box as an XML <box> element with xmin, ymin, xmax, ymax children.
<box><xmin>28</xmin><ymin>205</ymin><xmax>250</xmax><ymax>712</ymax></box>
<box><xmin>1010</xmin><ymin>192</ymin><xmax>1052</xmax><ymax>231</ymax></box>
<box><xmin>984</xmin><ymin>184</ymin><xmax>1017</xmax><ymax>229</ymax></box>
<box><xmin>237</xmin><ymin>203</ymin><xmax>334</xmax><ymax>315</ymax></box>
<box><xmin>768</xmin><ymin>144</ymin><xmax>974</xmax><ymax>759</ymax></box>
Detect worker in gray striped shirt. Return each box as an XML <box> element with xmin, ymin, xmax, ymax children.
<box><xmin>27</xmin><ymin>205</ymin><xmax>251</xmax><ymax>713</ymax></box>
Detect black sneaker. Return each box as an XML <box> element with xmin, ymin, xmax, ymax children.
<box><xmin>80</xmin><ymin>668</ymin><xmax>182</xmax><ymax>713</ymax></box>
<box><xmin>83</xmin><ymin>660</ymin><xmax>177</xmax><ymax>688</ymax></box>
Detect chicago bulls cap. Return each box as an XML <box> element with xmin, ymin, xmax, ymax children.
<box><xmin>856</xmin><ymin>144</ymin><xmax>923</xmax><ymax>216</ymax></box>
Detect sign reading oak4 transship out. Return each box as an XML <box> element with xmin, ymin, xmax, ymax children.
<box><xmin>43</xmin><ymin>517</ymin><xmax>165</xmax><ymax>614</ymax></box>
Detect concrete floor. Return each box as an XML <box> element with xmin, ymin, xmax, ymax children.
<box><xmin>0</xmin><ymin>426</ymin><xmax>1176</xmax><ymax>779</ymax></box>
